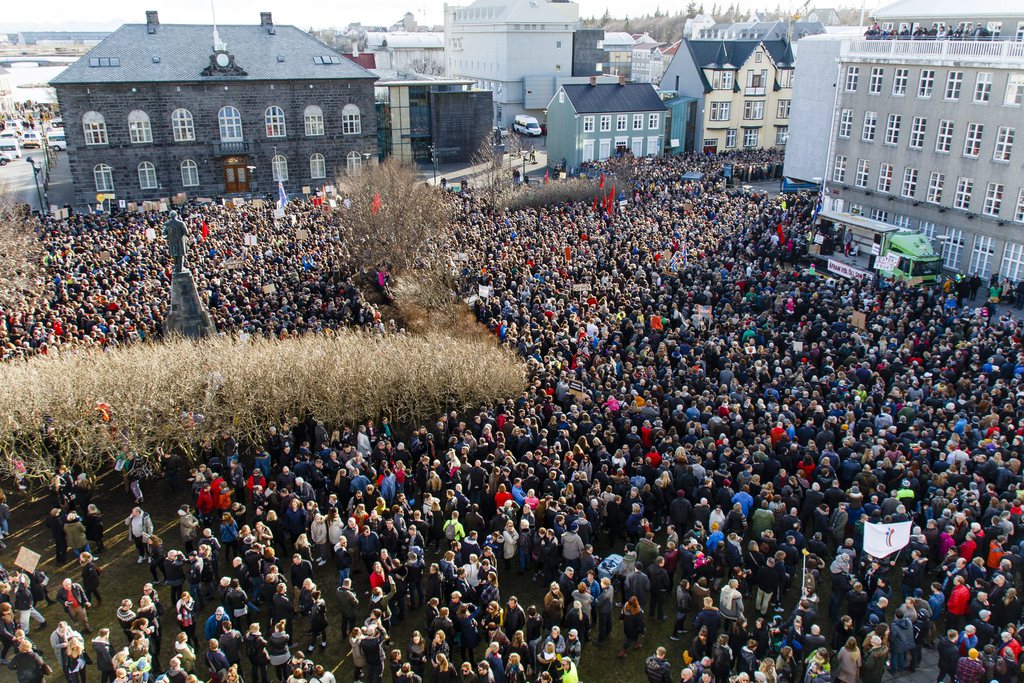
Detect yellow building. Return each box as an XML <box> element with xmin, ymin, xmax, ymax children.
<box><xmin>662</xmin><ymin>39</ymin><xmax>796</xmax><ymax>154</ymax></box>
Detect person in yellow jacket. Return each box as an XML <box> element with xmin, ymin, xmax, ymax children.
<box><xmin>561</xmin><ymin>656</ymin><xmax>579</xmax><ymax>683</ymax></box>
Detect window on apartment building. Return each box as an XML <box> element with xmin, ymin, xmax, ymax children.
<box><xmin>983</xmin><ymin>182</ymin><xmax>1004</xmax><ymax>216</ymax></box>
<box><xmin>648</xmin><ymin>113</ymin><xmax>660</xmax><ymax>129</ymax></box>
<box><xmin>855</xmin><ymin>159</ymin><xmax>870</xmax><ymax>187</ymax></box>
<box><xmin>954</xmin><ymin>177</ymin><xmax>973</xmax><ymax>210</ymax></box>
<box><xmin>633</xmin><ymin>114</ymin><xmax>644</xmax><ymax>129</ymax></box>
<box><xmin>777</xmin><ymin>100</ymin><xmax>791</xmax><ymax>119</ymax></box>
<box><xmin>862</xmin><ymin>111</ymin><xmax>877</xmax><ymax>142</ymax></box>
<box><xmin>884</xmin><ymin>114</ymin><xmax>901</xmax><ymax>145</ymax></box>
<box><xmin>877</xmin><ymin>163</ymin><xmax>893</xmax><ymax>193</ymax></box>
<box><xmin>779</xmin><ymin>70</ymin><xmax>794</xmax><ymax>88</ymax></box>
<box><xmin>776</xmin><ymin>126</ymin><xmax>788</xmax><ymax>145</ymax></box>
<box><xmin>944</xmin><ymin>71</ymin><xmax>963</xmax><ymax>101</ymax></box>
<box><xmin>870</xmin><ymin>208</ymin><xmax>888</xmax><ymax>223</ymax></box>
<box><xmin>844</xmin><ymin>66</ymin><xmax>859</xmax><ymax>92</ymax></box>
<box><xmin>1016</xmin><ymin>188</ymin><xmax>1024</xmax><ymax>222</ymax></box>
<box><xmin>83</xmin><ymin>111</ymin><xmax>108</xmax><ymax>146</ymax></box>
<box><xmin>918</xmin><ymin>69</ymin><xmax>935</xmax><ymax>98</ymax></box>
<box><xmin>833</xmin><ymin>154</ymin><xmax>847</xmax><ymax>183</ymax></box>
<box><xmin>892</xmin><ymin>68</ymin><xmax>908</xmax><ymax>96</ymax></box>
<box><xmin>712</xmin><ymin>70</ymin><xmax>734</xmax><ymax>90</ymax></box>
<box><xmin>935</xmin><ymin>119</ymin><xmax>954</xmax><ymax>152</ymax></box>
<box><xmin>974</xmin><ymin>72</ymin><xmax>993</xmax><ymax>103</ymax></box>
<box><xmin>743</xmin><ymin>101</ymin><xmax>764</xmax><ymax>120</ymax></box>
<box><xmin>709</xmin><ymin>102</ymin><xmax>731</xmax><ymax>121</ymax></box>
<box><xmin>869</xmin><ymin>67</ymin><xmax>884</xmax><ymax>94</ymax></box>
<box><xmin>994</xmin><ymin>126</ymin><xmax>1015</xmax><ymax>162</ymax></box>
<box><xmin>743</xmin><ymin>128</ymin><xmax>759</xmax><ymax>147</ymax></box>
<box><xmin>901</xmin><ymin>167</ymin><xmax>918</xmax><ymax>198</ymax></box>
<box><xmin>942</xmin><ymin>227</ymin><xmax>965</xmax><ymax>270</ymax></box>
<box><xmin>1006</xmin><ymin>74</ymin><xmax>1024</xmax><ymax>106</ymax></box>
<box><xmin>838</xmin><ymin>109</ymin><xmax>852</xmax><ymax>138</ymax></box>
<box><xmin>963</xmin><ymin>123</ymin><xmax>984</xmax><ymax>157</ymax></box>
<box><xmin>1002</xmin><ymin>241</ymin><xmax>1024</xmax><ymax>282</ymax></box>
<box><xmin>892</xmin><ymin>214</ymin><xmax>911</xmax><ymax>228</ymax></box>
<box><xmin>616</xmin><ymin>115</ymin><xmax>627</xmax><ymax>131</ymax></box>
<box><xmin>600</xmin><ymin>115</ymin><xmax>611</xmax><ymax>132</ymax></box>
<box><xmin>918</xmin><ymin>220</ymin><xmax>937</xmax><ymax>241</ymax></box>
<box><xmin>583</xmin><ymin>116</ymin><xmax>594</xmax><ymax>132</ymax></box>
<box><xmin>927</xmin><ymin>172</ymin><xmax>944</xmax><ymax>204</ymax></box>
<box><xmin>908</xmin><ymin>117</ymin><xmax>926</xmax><ymax>149</ymax></box>
<box><xmin>969</xmin><ymin>234</ymin><xmax>995</xmax><ymax>279</ymax></box>
<box><xmin>726</xmin><ymin>129</ymin><xmax>737</xmax><ymax>148</ymax></box>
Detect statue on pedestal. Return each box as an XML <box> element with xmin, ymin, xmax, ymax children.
<box><xmin>162</xmin><ymin>210</ymin><xmax>188</xmax><ymax>273</ymax></box>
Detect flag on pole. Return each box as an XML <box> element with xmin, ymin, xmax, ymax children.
<box><xmin>599</xmin><ymin>173</ymin><xmax>605</xmax><ymax>189</ymax></box>
<box><xmin>776</xmin><ymin>223</ymin><xmax>785</xmax><ymax>242</ymax></box>
<box><xmin>200</xmin><ymin>221</ymin><xmax>209</xmax><ymax>241</ymax></box>
<box><xmin>863</xmin><ymin>520</ymin><xmax>912</xmax><ymax>559</ymax></box>
<box><xmin>371</xmin><ymin>193</ymin><xmax>382</xmax><ymax>215</ymax></box>
<box><xmin>812</xmin><ymin>188</ymin><xmax>823</xmax><ymax>222</ymax></box>
<box><xmin>593</xmin><ymin>197</ymin><xmax>598</xmax><ymax>212</ymax></box>
<box><xmin>277</xmin><ymin>181</ymin><xmax>288</xmax><ymax>211</ymax></box>
<box><xmin>544</xmin><ymin>171</ymin><xmax>549</xmax><ymax>184</ymax></box>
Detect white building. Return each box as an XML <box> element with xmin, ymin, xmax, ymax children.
<box><xmin>365</xmin><ymin>32</ymin><xmax>445</xmax><ymax>73</ymax></box>
<box><xmin>684</xmin><ymin>14</ymin><xmax>717</xmax><ymax>39</ymax></box>
<box><xmin>444</xmin><ymin>0</ymin><xmax>580</xmax><ymax>126</ymax></box>
<box><xmin>0</xmin><ymin>68</ymin><xmax>12</xmax><ymax>114</ymax></box>
<box><xmin>786</xmin><ymin>0</ymin><xmax>1024</xmax><ymax>280</ymax></box>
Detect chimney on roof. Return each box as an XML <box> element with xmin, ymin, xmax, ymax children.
<box><xmin>261</xmin><ymin>12</ymin><xmax>275</xmax><ymax>34</ymax></box>
<box><xmin>618</xmin><ymin>73</ymin><xmax>626</xmax><ymax>86</ymax></box>
<box><xmin>353</xmin><ymin>41</ymin><xmax>359</xmax><ymax>57</ymax></box>
<box><xmin>146</xmin><ymin>11</ymin><xmax>159</xmax><ymax>33</ymax></box>
<box><xmin>589</xmin><ymin>75</ymin><xmax>597</xmax><ymax>86</ymax></box>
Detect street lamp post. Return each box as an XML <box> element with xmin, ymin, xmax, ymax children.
<box><xmin>428</xmin><ymin>145</ymin><xmax>437</xmax><ymax>186</ymax></box>
<box><xmin>247</xmin><ymin>165</ymin><xmax>256</xmax><ymax>197</ymax></box>
<box><xmin>26</xmin><ymin>158</ymin><xmax>44</xmax><ymax>212</ymax></box>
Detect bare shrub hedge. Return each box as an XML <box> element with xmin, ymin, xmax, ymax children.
<box><xmin>0</xmin><ymin>331</ymin><xmax>526</xmax><ymax>479</ymax></box>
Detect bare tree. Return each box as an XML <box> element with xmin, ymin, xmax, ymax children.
<box><xmin>469</xmin><ymin>134</ymin><xmax>515</xmax><ymax>209</ymax></box>
<box><xmin>406</xmin><ymin>56</ymin><xmax>445</xmax><ymax>76</ymax></box>
<box><xmin>335</xmin><ymin>158</ymin><xmax>454</xmax><ymax>274</ymax></box>
<box><xmin>0</xmin><ymin>183</ymin><xmax>44</xmax><ymax>310</ymax></box>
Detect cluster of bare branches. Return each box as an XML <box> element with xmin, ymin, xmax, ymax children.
<box><xmin>0</xmin><ymin>184</ymin><xmax>45</xmax><ymax>310</ymax></box>
<box><xmin>335</xmin><ymin>158</ymin><xmax>455</xmax><ymax>275</ymax></box>
<box><xmin>0</xmin><ymin>331</ymin><xmax>526</xmax><ymax>480</ymax></box>
<box><xmin>469</xmin><ymin>135</ymin><xmax>517</xmax><ymax>210</ymax></box>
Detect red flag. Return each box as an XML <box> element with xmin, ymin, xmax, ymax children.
<box><xmin>599</xmin><ymin>173</ymin><xmax>605</xmax><ymax>189</ymax></box>
<box><xmin>371</xmin><ymin>193</ymin><xmax>382</xmax><ymax>215</ymax></box>
<box><xmin>200</xmin><ymin>221</ymin><xmax>209</xmax><ymax>241</ymax></box>
<box><xmin>593</xmin><ymin>197</ymin><xmax>598</xmax><ymax>212</ymax></box>
<box><xmin>776</xmin><ymin>223</ymin><xmax>785</xmax><ymax>241</ymax></box>
<box><xmin>564</xmin><ymin>246</ymin><xmax>572</xmax><ymax>261</ymax></box>
<box><xmin>544</xmin><ymin>171</ymin><xmax>549</xmax><ymax>184</ymax></box>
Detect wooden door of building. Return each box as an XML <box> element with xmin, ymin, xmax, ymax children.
<box><xmin>223</xmin><ymin>157</ymin><xmax>249</xmax><ymax>194</ymax></box>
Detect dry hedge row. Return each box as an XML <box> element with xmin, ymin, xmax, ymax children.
<box><xmin>0</xmin><ymin>332</ymin><xmax>526</xmax><ymax>479</ymax></box>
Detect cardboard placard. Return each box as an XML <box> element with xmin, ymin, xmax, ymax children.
<box><xmin>453</xmin><ymin>252</ymin><xmax>469</xmax><ymax>262</ymax></box>
<box><xmin>222</xmin><ymin>258</ymin><xmax>245</xmax><ymax>270</ymax></box>
<box><xmin>145</xmin><ymin>228</ymin><xmax>156</xmax><ymax>241</ymax></box>
<box><xmin>197</xmin><ymin>197</ymin><xmax>213</xmax><ymax>204</ymax></box>
<box><xmin>478</xmin><ymin>284</ymin><xmax>493</xmax><ymax>299</ymax></box>
<box><xmin>232</xmin><ymin>197</ymin><xmax>245</xmax><ymax>207</ymax></box>
<box><xmin>852</xmin><ymin>311</ymin><xmax>867</xmax><ymax>330</ymax></box>
<box><xmin>324</xmin><ymin>185</ymin><xmax>336</xmax><ymax>194</ymax></box>
<box><xmin>118</xmin><ymin>200</ymin><xmax>127</xmax><ymax>209</ymax></box>
<box><xmin>250</xmin><ymin>199</ymin><xmax>265</xmax><ymax>209</ymax></box>
<box><xmin>14</xmin><ymin>546</ymin><xmax>41</xmax><ymax>573</ymax></box>
<box><xmin>302</xmin><ymin>186</ymin><xmax>311</xmax><ymax>195</ymax></box>
<box><xmin>328</xmin><ymin>199</ymin><xmax>337</xmax><ymax>208</ymax></box>
<box><xmin>158</xmin><ymin>202</ymin><xmax>168</xmax><ymax>213</ymax></box>
<box><xmin>696</xmin><ymin>304</ymin><xmax>712</xmax><ymax>320</ymax></box>
<box><xmin>295</xmin><ymin>228</ymin><xmax>309</xmax><ymax>241</ymax></box>
<box><xmin>261</xmin><ymin>284</ymin><xmax>277</xmax><ymax>294</ymax></box>
<box><xmin>571</xmin><ymin>283</ymin><xmax>588</xmax><ymax>292</ymax></box>
<box><xmin>793</xmin><ymin>341</ymin><xmax>804</xmax><ymax>352</ymax></box>
<box><xmin>568</xmin><ymin>380</ymin><xmax>586</xmax><ymax>401</ymax></box>
<box><xmin>273</xmin><ymin>207</ymin><xmax>286</xmax><ymax>220</ymax></box>
<box><xmin>172</xmin><ymin>193</ymin><xmax>187</xmax><ymax>205</ymax></box>
<box><xmin>243</xmin><ymin>234</ymin><xmax>258</xmax><ymax>247</ymax></box>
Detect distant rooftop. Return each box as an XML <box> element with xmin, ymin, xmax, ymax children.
<box><xmin>365</xmin><ymin>32</ymin><xmax>444</xmax><ymax>50</ymax></box>
<box><xmin>872</xmin><ymin>0</ymin><xmax>1024</xmax><ymax>20</ymax></box>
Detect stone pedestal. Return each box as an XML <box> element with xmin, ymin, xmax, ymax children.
<box><xmin>165</xmin><ymin>270</ymin><xmax>216</xmax><ymax>339</ymax></box>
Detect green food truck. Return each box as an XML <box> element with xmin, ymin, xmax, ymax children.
<box><xmin>814</xmin><ymin>210</ymin><xmax>942</xmax><ymax>286</ymax></box>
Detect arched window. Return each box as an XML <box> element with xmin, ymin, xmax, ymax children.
<box><xmin>271</xmin><ymin>154</ymin><xmax>288</xmax><ymax>182</ymax></box>
<box><xmin>346</xmin><ymin>151</ymin><xmax>362</xmax><ymax>175</ymax></box>
<box><xmin>93</xmin><ymin>163</ymin><xmax>114</xmax><ymax>191</ymax></box>
<box><xmin>310</xmin><ymin>153</ymin><xmax>326</xmax><ymax>179</ymax></box>
<box><xmin>180</xmin><ymin>159</ymin><xmax>199</xmax><ymax>187</ymax></box>
<box><xmin>304</xmin><ymin>105</ymin><xmax>324</xmax><ymax>136</ymax></box>
<box><xmin>218</xmin><ymin>106</ymin><xmax>243</xmax><ymax>142</ymax></box>
<box><xmin>171</xmin><ymin>109</ymin><xmax>195</xmax><ymax>142</ymax></box>
<box><xmin>265</xmin><ymin>106</ymin><xmax>287</xmax><ymax>138</ymax></box>
<box><xmin>128</xmin><ymin>110</ymin><xmax>153</xmax><ymax>144</ymax></box>
<box><xmin>83</xmin><ymin>111</ymin><xmax>107</xmax><ymax>145</ymax></box>
<box><xmin>342</xmin><ymin>104</ymin><xmax>361</xmax><ymax>135</ymax></box>
<box><xmin>138</xmin><ymin>162</ymin><xmax>158</xmax><ymax>190</ymax></box>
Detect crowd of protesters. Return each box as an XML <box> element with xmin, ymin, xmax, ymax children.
<box><xmin>3</xmin><ymin>148</ymin><xmax>1024</xmax><ymax>683</ymax></box>
<box><xmin>863</xmin><ymin>21</ymin><xmax>995</xmax><ymax>40</ymax></box>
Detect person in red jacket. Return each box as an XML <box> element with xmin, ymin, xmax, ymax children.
<box><xmin>947</xmin><ymin>575</ymin><xmax>971</xmax><ymax>629</ymax></box>
<box><xmin>195</xmin><ymin>484</ymin><xmax>215</xmax><ymax>525</ymax></box>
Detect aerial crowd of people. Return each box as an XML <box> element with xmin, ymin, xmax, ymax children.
<box><xmin>2</xmin><ymin>148</ymin><xmax>1024</xmax><ymax>683</ymax></box>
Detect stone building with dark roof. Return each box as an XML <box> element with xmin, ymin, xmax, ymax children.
<box><xmin>51</xmin><ymin>11</ymin><xmax>378</xmax><ymax>206</ymax></box>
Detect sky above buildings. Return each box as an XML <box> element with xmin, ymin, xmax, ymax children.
<box><xmin>1</xmin><ymin>0</ymin><xmax>853</xmax><ymax>32</ymax></box>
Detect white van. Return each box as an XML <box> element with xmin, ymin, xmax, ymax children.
<box><xmin>46</xmin><ymin>130</ymin><xmax>66</xmax><ymax>151</ymax></box>
<box><xmin>0</xmin><ymin>136</ymin><xmax>21</xmax><ymax>163</ymax></box>
<box><xmin>513</xmin><ymin>115</ymin><xmax>542</xmax><ymax>137</ymax></box>
<box><xmin>20</xmin><ymin>131</ymin><xmax>41</xmax><ymax>149</ymax></box>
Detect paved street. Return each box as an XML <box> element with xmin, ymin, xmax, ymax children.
<box><xmin>0</xmin><ymin>147</ymin><xmax>74</xmax><ymax>211</ymax></box>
